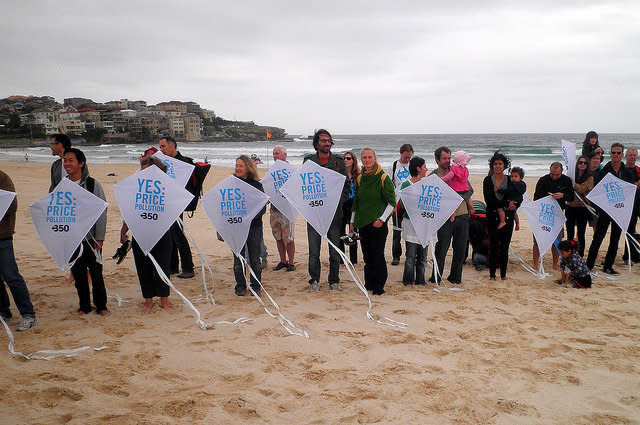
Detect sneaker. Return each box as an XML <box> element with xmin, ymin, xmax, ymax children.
<box><xmin>272</xmin><ymin>262</ymin><xmax>287</xmax><ymax>271</ymax></box>
<box><xmin>234</xmin><ymin>285</ymin><xmax>247</xmax><ymax>296</ymax></box>
<box><xmin>603</xmin><ymin>267</ymin><xmax>618</xmax><ymax>275</ymax></box>
<box><xmin>329</xmin><ymin>283</ymin><xmax>342</xmax><ymax>291</ymax></box>
<box><xmin>309</xmin><ymin>280</ymin><xmax>320</xmax><ymax>292</ymax></box>
<box><xmin>16</xmin><ymin>316</ymin><xmax>36</xmax><ymax>332</ymax></box>
<box><xmin>286</xmin><ymin>264</ymin><xmax>296</xmax><ymax>272</ymax></box>
<box><xmin>391</xmin><ymin>258</ymin><xmax>400</xmax><ymax>266</ymax></box>
<box><xmin>250</xmin><ymin>284</ymin><xmax>260</xmax><ymax>294</ymax></box>
<box><xmin>177</xmin><ymin>271</ymin><xmax>195</xmax><ymax>279</ymax></box>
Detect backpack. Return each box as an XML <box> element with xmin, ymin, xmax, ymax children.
<box><xmin>185</xmin><ymin>162</ymin><xmax>211</xmax><ymax>213</ymax></box>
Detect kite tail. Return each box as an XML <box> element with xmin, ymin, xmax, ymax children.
<box><xmin>177</xmin><ymin>218</ymin><xmax>216</xmax><ymax>307</ymax></box>
<box><xmin>147</xmin><ymin>252</ymin><xmax>211</xmax><ymax>330</ymax></box>
<box><xmin>326</xmin><ymin>238</ymin><xmax>407</xmax><ymax>329</ymax></box>
<box><xmin>0</xmin><ymin>315</ymin><xmax>108</xmax><ymax>361</ymax></box>
<box><xmin>237</xmin><ymin>254</ymin><xmax>309</xmax><ymax>338</ymax></box>
<box><xmin>508</xmin><ymin>246</ymin><xmax>548</xmax><ymax>279</ymax></box>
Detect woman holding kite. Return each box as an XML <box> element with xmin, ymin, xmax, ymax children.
<box><xmin>231</xmin><ymin>155</ymin><xmax>266</xmax><ymax>296</ymax></box>
<box><xmin>120</xmin><ymin>148</ymin><xmax>173</xmax><ymax>314</ymax></box>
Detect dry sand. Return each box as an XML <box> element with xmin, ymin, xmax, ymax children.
<box><xmin>0</xmin><ymin>159</ymin><xmax>639</xmax><ymax>425</ymax></box>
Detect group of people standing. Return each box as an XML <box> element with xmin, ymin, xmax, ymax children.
<box><xmin>2</xmin><ymin>130</ymin><xmax>639</xmax><ymax>333</ymax></box>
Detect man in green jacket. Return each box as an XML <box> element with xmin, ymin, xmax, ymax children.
<box><xmin>303</xmin><ymin>129</ymin><xmax>348</xmax><ymax>292</ymax></box>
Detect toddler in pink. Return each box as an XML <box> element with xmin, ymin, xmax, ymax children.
<box><xmin>442</xmin><ymin>150</ymin><xmax>474</xmax><ymax>214</ymax></box>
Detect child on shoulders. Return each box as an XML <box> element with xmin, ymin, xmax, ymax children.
<box><xmin>441</xmin><ymin>150</ymin><xmax>474</xmax><ymax>214</ymax></box>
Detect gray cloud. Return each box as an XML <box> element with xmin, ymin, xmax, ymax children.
<box><xmin>1</xmin><ymin>1</ymin><xmax>638</xmax><ymax>133</ymax></box>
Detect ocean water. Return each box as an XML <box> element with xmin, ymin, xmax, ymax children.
<box><xmin>2</xmin><ymin>133</ymin><xmax>639</xmax><ymax>177</ymax></box>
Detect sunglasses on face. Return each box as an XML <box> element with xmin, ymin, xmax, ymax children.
<box><xmin>578</xmin><ymin>161</ymin><xmax>588</xmax><ymax>165</ymax></box>
<box><xmin>611</xmin><ymin>151</ymin><xmax>623</xmax><ymax>155</ymax></box>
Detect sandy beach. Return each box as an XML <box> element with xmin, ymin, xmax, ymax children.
<box><xmin>1</xmin><ymin>159</ymin><xmax>639</xmax><ymax>424</ymax></box>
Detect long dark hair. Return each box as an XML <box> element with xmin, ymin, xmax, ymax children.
<box><xmin>582</xmin><ymin>131</ymin><xmax>599</xmax><ymax>150</ymax></box>
<box><xmin>574</xmin><ymin>155</ymin><xmax>592</xmax><ymax>184</ymax></box>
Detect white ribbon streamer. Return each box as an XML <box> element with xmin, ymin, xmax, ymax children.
<box><xmin>0</xmin><ymin>316</ymin><xmax>108</xmax><ymax>361</ymax></box>
<box><xmin>326</xmin><ymin>238</ymin><xmax>407</xmax><ymax>329</ymax></box>
<box><xmin>508</xmin><ymin>246</ymin><xmax>548</xmax><ymax>279</ymax></box>
<box><xmin>147</xmin><ymin>252</ymin><xmax>211</xmax><ymax>330</ymax></box>
<box><xmin>236</xmin><ymin>251</ymin><xmax>309</xmax><ymax>338</ymax></box>
<box><xmin>177</xmin><ymin>218</ymin><xmax>216</xmax><ymax>307</ymax></box>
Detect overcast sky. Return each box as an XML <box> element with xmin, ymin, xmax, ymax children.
<box><xmin>2</xmin><ymin>1</ymin><xmax>639</xmax><ymax>134</ymax></box>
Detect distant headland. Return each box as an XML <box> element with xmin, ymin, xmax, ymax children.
<box><xmin>0</xmin><ymin>95</ymin><xmax>289</xmax><ymax>147</ymax></box>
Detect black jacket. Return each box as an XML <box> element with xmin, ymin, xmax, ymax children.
<box><xmin>533</xmin><ymin>174</ymin><xmax>574</xmax><ymax>209</ymax></box>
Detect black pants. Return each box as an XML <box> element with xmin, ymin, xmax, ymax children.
<box><xmin>359</xmin><ymin>221</ymin><xmax>389</xmax><ymax>293</ymax></box>
<box><xmin>339</xmin><ymin>210</ymin><xmax>359</xmax><ymax>264</ymax></box>
<box><xmin>391</xmin><ymin>213</ymin><xmax>402</xmax><ymax>260</ymax></box>
<box><xmin>487</xmin><ymin>209</ymin><xmax>515</xmax><ymax>279</ymax></box>
<box><xmin>623</xmin><ymin>194</ymin><xmax>640</xmax><ymax>262</ymax></box>
<box><xmin>132</xmin><ymin>232</ymin><xmax>172</xmax><ymax>299</ymax></box>
<box><xmin>565</xmin><ymin>206</ymin><xmax>588</xmax><ymax>257</ymax></box>
<box><xmin>571</xmin><ymin>273</ymin><xmax>592</xmax><ymax>288</ymax></box>
<box><xmin>586</xmin><ymin>211</ymin><xmax>622</xmax><ymax>270</ymax></box>
<box><xmin>170</xmin><ymin>216</ymin><xmax>194</xmax><ymax>274</ymax></box>
<box><xmin>233</xmin><ymin>222</ymin><xmax>263</xmax><ymax>289</ymax></box>
<box><xmin>71</xmin><ymin>241</ymin><xmax>107</xmax><ymax>313</ymax></box>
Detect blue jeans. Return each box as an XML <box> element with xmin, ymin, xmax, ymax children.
<box><xmin>431</xmin><ymin>214</ymin><xmax>470</xmax><ymax>283</ymax></box>
<box><xmin>307</xmin><ymin>215</ymin><xmax>342</xmax><ymax>285</ymax></box>
<box><xmin>403</xmin><ymin>241</ymin><xmax>426</xmax><ymax>285</ymax></box>
<box><xmin>0</xmin><ymin>238</ymin><xmax>35</xmax><ymax>318</ymax></box>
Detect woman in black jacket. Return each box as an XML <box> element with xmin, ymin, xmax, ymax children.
<box><xmin>483</xmin><ymin>151</ymin><xmax>516</xmax><ymax>280</ymax></box>
<box><xmin>232</xmin><ymin>155</ymin><xmax>266</xmax><ymax>296</ymax></box>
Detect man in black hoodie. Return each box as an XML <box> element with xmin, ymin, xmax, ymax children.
<box><xmin>159</xmin><ymin>136</ymin><xmax>195</xmax><ymax>279</ymax></box>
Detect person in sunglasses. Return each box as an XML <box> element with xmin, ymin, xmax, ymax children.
<box><xmin>586</xmin><ymin>143</ymin><xmax>636</xmax><ymax>274</ymax></box>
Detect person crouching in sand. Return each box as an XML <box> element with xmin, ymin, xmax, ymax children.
<box><xmin>557</xmin><ymin>239</ymin><xmax>592</xmax><ymax>288</ymax></box>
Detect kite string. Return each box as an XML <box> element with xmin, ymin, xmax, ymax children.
<box><xmin>326</xmin><ymin>238</ymin><xmax>407</xmax><ymax>329</ymax></box>
<box><xmin>147</xmin><ymin>252</ymin><xmax>211</xmax><ymax>330</ymax></box>
<box><xmin>508</xmin><ymin>246</ymin><xmax>548</xmax><ymax>279</ymax></box>
<box><xmin>237</xmin><ymin>253</ymin><xmax>309</xmax><ymax>338</ymax></box>
<box><xmin>177</xmin><ymin>218</ymin><xmax>216</xmax><ymax>307</ymax></box>
<box><xmin>0</xmin><ymin>315</ymin><xmax>108</xmax><ymax>361</ymax></box>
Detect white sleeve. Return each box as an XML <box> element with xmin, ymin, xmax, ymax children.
<box><xmin>350</xmin><ymin>211</ymin><xmax>356</xmax><ymax>224</ymax></box>
<box><xmin>379</xmin><ymin>204</ymin><xmax>394</xmax><ymax>222</ymax></box>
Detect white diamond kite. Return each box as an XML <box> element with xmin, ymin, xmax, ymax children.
<box><xmin>152</xmin><ymin>151</ymin><xmax>195</xmax><ymax>189</ymax></box>
<box><xmin>0</xmin><ymin>189</ymin><xmax>16</xmax><ymax>222</ymax></box>
<box><xmin>398</xmin><ymin>174</ymin><xmax>463</xmax><ymax>248</ymax></box>
<box><xmin>260</xmin><ymin>160</ymin><xmax>298</xmax><ymax>223</ymax></box>
<box><xmin>561</xmin><ymin>140</ymin><xmax>576</xmax><ymax>183</ymax></box>
<box><xmin>519</xmin><ymin>195</ymin><xmax>566</xmax><ymax>257</ymax></box>
<box><xmin>114</xmin><ymin>165</ymin><xmax>193</xmax><ymax>255</ymax></box>
<box><xmin>279</xmin><ymin>160</ymin><xmax>345</xmax><ymax>238</ymax></box>
<box><xmin>586</xmin><ymin>173</ymin><xmax>637</xmax><ymax>233</ymax></box>
<box><xmin>30</xmin><ymin>178</ymin><xmax>108</xmax><ymax>270</ymax></box>
<box><xmin>201</xmin><ymin>176</ymin><xmax>269</xmax><ymax>255</ymax></box>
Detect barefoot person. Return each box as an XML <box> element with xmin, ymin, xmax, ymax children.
<box><xmin>121</xmin><ymin>148</ymin><xmax>172</xmax><ymax>313</ymax></box>
<box><xmin>64</xmin><ymin>148</ymin><xmax>109</xmax><ymax>316</ymax></box>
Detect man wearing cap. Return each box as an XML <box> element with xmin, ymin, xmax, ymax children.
<box><xmin>303</xmin><ymin>129</ymin><xmax>348</xmax><ymax>292</ymax></box>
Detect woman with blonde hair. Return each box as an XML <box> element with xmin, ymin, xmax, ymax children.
<box><xmin>231</xmin><ymin>155</ymin><xmax>266</xmax><ymax>296</ymax></box>
<box><xmin>339</xmin><ymin>151</ymin><xmax>360</xmax><ymax>264</ymax></box>
<box><xmin>350</xmin><ymin>148</ymin><xmax>395</xmax><ymax>295</ymax></box>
